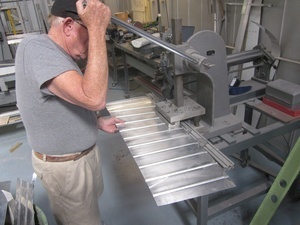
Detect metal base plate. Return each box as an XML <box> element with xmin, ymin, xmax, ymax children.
<box><xmin>155</xmin><ymin>96</ymin><xmax>206</xmax><ymax>123</ymax></box>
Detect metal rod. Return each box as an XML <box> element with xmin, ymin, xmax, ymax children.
<box><xmin>226</xmin><ymin>3</ymin><xmax>273</xmax><ymax>7</ymax></box>
<box><xmin>111</xmin><ymin>15</ymin><xmax>199</xmax><ymax>64</ymax></box>
<box><xmin>156</xmin><ymin>0</ymin><xmax>162</xmax><ymax>32</ymax></box>
<box><xmin>276</xmin><ymin>56</ymin><xmax>300</xmax><ymax>65</ymax></box>
<box><xmin>227</xmin><ymin>48</ymin><xmax>263</xmax><ymax>67</ymax></box>
<box><xmin>228</xmin><ymin>63</ymin><xmax>263</xmax><ymax>74</ymax></box>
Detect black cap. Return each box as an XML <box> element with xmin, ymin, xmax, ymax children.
<box><xmin>51</xmin><ymin>0</ymin><xmax>80</xmax><ymax>19</ymax></box>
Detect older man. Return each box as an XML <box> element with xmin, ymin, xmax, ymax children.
<box><xmin>15</xmin><ymin>0</ymin><xmax>123</xmax><ymax>224</ymax></box>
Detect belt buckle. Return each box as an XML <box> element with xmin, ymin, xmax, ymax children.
<box><xmin>42</xmin><ymin>154</ymin><xmax>47</xmax><ymax>162</ymax></box>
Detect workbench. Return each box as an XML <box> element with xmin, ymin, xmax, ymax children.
<box><xmin>108</xmin><ymin>40</ymin><xmax>162</xmax><ymax>98</ymax></box>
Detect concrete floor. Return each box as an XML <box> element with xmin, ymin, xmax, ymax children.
<box><xmin>1</xmin><ymin>70</ymin><xmax>300</xmax><ymax>225</ymax></box>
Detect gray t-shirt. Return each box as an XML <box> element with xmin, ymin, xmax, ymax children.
<box><xmin>15</xmin><ymin>34</ymin><xmax>98</xmax><ymax>155</ymax></box>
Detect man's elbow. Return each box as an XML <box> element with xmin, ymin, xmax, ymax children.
<box><xmin>88</xmin><ymin>98</ymin><xmax>106</xmax><ymax>111</ymax></box>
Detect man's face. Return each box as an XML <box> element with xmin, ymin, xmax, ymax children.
<box><xmin>67</xmin><ymin>19</ymin><xmax>89</xmax><ymax>61</ymax></box>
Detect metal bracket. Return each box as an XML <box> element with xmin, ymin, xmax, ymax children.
<box><xmin>181</xmin><ymin>121</ymin><xmax>234</xmax><ymax>170</ymax></box>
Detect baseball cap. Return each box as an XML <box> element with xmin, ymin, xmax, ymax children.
<box><xmin>51</xmin><ymin>0</ymin><xmax>80</xmax><ymax>20</ymax></box>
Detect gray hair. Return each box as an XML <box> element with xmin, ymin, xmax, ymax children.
<box><xmin>48</xmin><ymin>14</ymin><xmax>64</xmax><ymax>27</ymax></box>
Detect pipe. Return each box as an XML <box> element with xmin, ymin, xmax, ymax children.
<box><xmin>227</xmin><ymin>48</ymin><xmax>263</xmax><ymax>67</ymax></box>
<box><xmin>157</xmin><ymin>0</ymin><xmax>162</xmax><ymax>32</ymax></box>
<box><xmin>111</xmin><ymin>15</ymin><xmax>199</xmax><ymax>65</ymax></box>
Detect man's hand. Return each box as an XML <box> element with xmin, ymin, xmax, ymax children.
<box><xmin>76</xmin><ymin>0</ymin><xmax>111</xmax><ymax>32</ymax></box>
<box><xmin>97</xmin><ymin>116</ymin><xmax>125</xmax><ymax>133</ymax></box>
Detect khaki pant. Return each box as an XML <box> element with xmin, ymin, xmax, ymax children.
<box><xmin>32</xmin><ymin>145</ymin><xmax>103</xmax><ymax>225</ymax></box>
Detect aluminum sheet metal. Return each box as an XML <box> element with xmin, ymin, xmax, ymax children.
<box><xmin>106</xmin><ymin>96</ymin><xmax>235</xmax><ymax>206</ymax></box>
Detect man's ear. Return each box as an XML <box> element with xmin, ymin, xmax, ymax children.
<box><xmin>62</xmin><ymin>17</ymin><xmax>74</xmax><ymax>36</ymax></box>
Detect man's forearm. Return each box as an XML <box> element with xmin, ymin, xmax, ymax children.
<box><xmin>82</xmin><ymin>32</ymin><xmax>108</xmax><ymax>106</ymax></box>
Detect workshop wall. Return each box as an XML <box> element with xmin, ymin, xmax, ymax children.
<box><xmin>223</xmin><ymin>0</ymin><xmax>300</xmax><ymax>85</ymax></box>
<box><xmin>260</xmin><ymin>0</ymin><xmax>300</xmax><ymax>85</ymax></box>
<box><xmin>116</xmin><ymin>0</ymin><xmax>214</xmax><ymax>32</ymax></box>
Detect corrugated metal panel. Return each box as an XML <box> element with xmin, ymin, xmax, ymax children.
<box><xmin>107</xmin><ymin>96</ymin><xmax>235</xmax><ymax>206</ymax></box>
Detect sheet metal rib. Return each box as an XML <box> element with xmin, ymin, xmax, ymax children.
<box><xmin>107</xmin><ymin>96</ymin><xmax>235</xmax><ymax>206</ymax></box>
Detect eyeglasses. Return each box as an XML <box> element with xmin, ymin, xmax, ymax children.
<box><xmin>74</xmin><ymin>20</ymin><xmax>87</xmax><ymax>29</ymax></box>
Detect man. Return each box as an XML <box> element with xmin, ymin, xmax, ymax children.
<box><xmin>15</xmin><ymin>0</ymin><xmax>123</xmax><ymax>224</ymax></box>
